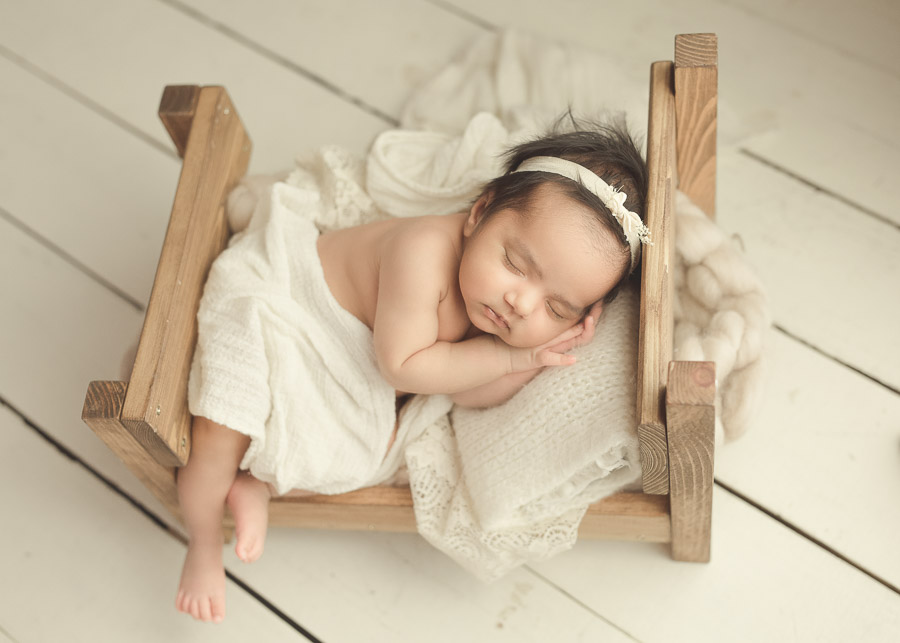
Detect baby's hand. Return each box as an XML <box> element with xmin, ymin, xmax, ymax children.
<box><xmin>546</xmin><ymin>306</ymin><xmax>602</xmax><ymax>355</ymax></box>
<box><xmin>505</xmin><ymin>323</ymin><xmax>587</xmax><ymax>373</ymax></box>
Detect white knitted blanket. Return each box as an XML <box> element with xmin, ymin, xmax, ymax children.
<box><xmin>224</xmin><ymin>29</ymin><xmax>769</xmax><ymax>581</ymax></box>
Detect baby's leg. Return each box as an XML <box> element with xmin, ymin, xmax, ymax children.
<box><xmin>225</xmin><ymin>470</ymin><xmax>271</xmax><ymax>563</ymax></box>
<box><xmin>175</xmin><ymin>416</ymin><xmax>250</xmax><ymax>623</ymax></box>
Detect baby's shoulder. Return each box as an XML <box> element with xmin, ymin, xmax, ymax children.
<box><xmin>382</xmin><ymin>214</ymin><xmax>464</xmax><ymax>266</ymax></box>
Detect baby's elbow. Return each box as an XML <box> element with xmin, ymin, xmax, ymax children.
<box><xmin>375</xmin><ymin>341</ymin><xmax>445</xmax><ymax>394</ymax></box>
<box><xmin>376</xmin><ymin>355</ymin><xmax>407</xmax><ymax>391</ymax></box>
<box><xmin>375</xmin><ymin>349</ymin><xmax>422</xmax><ymax>393</ymax></box>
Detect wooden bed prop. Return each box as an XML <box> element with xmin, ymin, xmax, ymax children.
<box><xmin>82</xmin><ymin>34</ymin><xmax>718</xmax><ymax>562</ymax></box>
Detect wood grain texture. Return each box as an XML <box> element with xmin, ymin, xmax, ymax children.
<box><xmin>636</xmin><ymin>60</ymin><xmax>676</xmax><ymax>495</ymax></box>
<box><xmin>121</xmin><ymin>86</ymin><xmax>251</xmax><ymax>469</ymax></box>
<box><xmin>265</xmin><ymin>488</ymin><xmax>671</xmax><ymax>542</ymax></box>
<box><xmin>578</xmin><ymin>492</ymin><xmax>671</xmax><ymax>542</ymax></box>
<box><xmin>158</xmin><ymin>85</ymin><xmax>200</xmax><ymax>158</ymax></box>
<box><xmin>270</xmin><ymin>496</ymin><xmax>419</xmax><ymax>532</ymax></box>
<box><xmin>270</xmin><ymin>487</ymin><xmax>416</xmax><ymax>532</ymax></box>
<box><xmin>81</xmin><ymin>380</ymin><xmax>182</xmax><ymax>521</ymax></box>
<box><xmin>674</xmin><ymin>32</ymin><xmax>718</xmax><ymax>67</ymax></box>
<box><xmin>666</xmin><ymin>361</ymin><xmax>716</xmax><ymax>562</ymax></box>
<box><xmin>675</xmin><ymin>34</ymin><xmax>718</xmax><ymax>218</ymax></box>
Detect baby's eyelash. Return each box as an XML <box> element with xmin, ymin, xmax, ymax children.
<box><xmin>503</xmin><ymin>251</ymin><xmax>523</xmax><ymax>276</ymax></box>
<box><xmin>546</xmin><ymin>302</ymin><xmax>565</xmax><ymax>320</ymax></box>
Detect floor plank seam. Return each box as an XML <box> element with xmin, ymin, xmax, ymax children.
<box><xmin>0</xmin><ymin>43</ymin><xmax>179</xmax><ymax>163</ymax></box>
<box><xmin>0</xmin><ymin>623</ymin><xmax>21</xmax><ymax>643</ymax></box>
<box><xmin>424</xmin><ymin>0</ymin><xmax>498</xmax><ymax>31</ymax></box>
<box><xmin>772</xmin><ymin>323</ymin><xmax>899</xmax><ymax>396</ymax></box>
<box><xmin>2</xmin><ymin>393</ymin><xmax>321</xmax><ymax>640</ymax></box>
<box><xmin>156</xmin><ymin>0</ymin><xmax>400</xmax><ymax>128</ymax></box>
<box><xmin>0</xmin><ymin>205</ymin><xmax>145</xmax><ymax>313</ymax></box>
<box><xmin>716</xmin><ymin>0</ymin><xmax>900</xmax><ymax>81</ymax></box>
<box><xmin>714</xmin><ymin>479</ymin><xmax>900</xmax><ymax>596</ymax></box>
<box><xmin>1</xmin><ymin>393</ymin><xmax>170</xmax><ymax>532</ymax></box>
<box><xmin>222</xmin><ymin>571</ymin><xmax>322</xmax><ymax>642</ymax></box>
<box><xmin>739</xmin><ymin>147</ymin><xmax>900</xmax><ymax>231</ymax></box>
<box><xmin>521</xmin><ymin>567</ymin><xmax>643</xmax><ymax>642</ymax></box>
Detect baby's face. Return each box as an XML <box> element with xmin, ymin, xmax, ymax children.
<box><xmin>459</xmin><ymin>183</ymin><xmax>625</xmax><ymax>348</ymax></box>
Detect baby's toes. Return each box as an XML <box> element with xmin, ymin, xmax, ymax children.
<box><xmin>235</xmin><ymin>525</ymin><xmax>267</xmax><ymax>563</ymax></box>
<box><xmin>239</xmin><ymin>537</ymin><xmax>264</xmax><ymax>563</ymax></box>
<box><xmin>199</xmin><ymin>597</ymin><xmax>213</xmax><ymax>623</ymax></box>
<box><xmin>248</xmin><ymin>541</ymin><xmax>264</xmax><ymax>562</ymax></box>
<box><xmin>211</xmin><ymin>595</ymin><xmax>226</xmax><ymax>623</ymax></box>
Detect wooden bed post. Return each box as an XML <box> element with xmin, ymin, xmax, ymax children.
<box><xmin>158</xmin><ymin>85</ymin><xmax>202</xmax><ymax>159</ymax></box>
<box><xmin>82</xmin><ymin>381</ymin><xmax>182</xmax><ymax>522</ymax></box>
<box><xmin>665</xmin><ymin>33</ymin><xmax>718</xmax><ymax>561</ymax></box>
<box><xmin>674</xmin><ymin>33</ymin><xmax>718</xmax><ymax>218</ymax></box>
<box><xmin>666</xmin><ymin>361</ymin><xmax>716</xmax><ymax>561</ymax></box>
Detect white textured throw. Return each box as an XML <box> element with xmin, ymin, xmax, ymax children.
<box><xmin>222</xmin><ymin>29</ymin><xmax>769</xmax><ymax>581</ymax></box>
<box><xmin>190</xmin><ymin>163</ymin><xmax>452</xmax><ymax>496</ymax></box>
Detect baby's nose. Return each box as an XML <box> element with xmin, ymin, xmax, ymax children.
<box><xmin>505</xmin><ymin>289</ymin><xmax>535</xmax><ymax>317</ymax></box>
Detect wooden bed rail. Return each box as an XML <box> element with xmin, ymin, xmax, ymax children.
<box><xmin>636</xmin><ymin>34</ymin><xmax>718</xmax><ymax>495</ymax></box>
<box><xmin>124</xmin><ymin>86</ymin><xmax>249</xmax><ymax>469</ymax></box>
<box><xmin>636</xmin><ymin>60</ymin><xmax>677</xmax><ymax>495</ymax></box>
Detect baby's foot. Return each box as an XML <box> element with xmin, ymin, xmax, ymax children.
<box><xmin>226</xmin><ymin>472</ymin><xmax>271</xmax><ymax>563</ymax></box>
<box><xmin>176</xmin><ymin>541</ymin><xmax>226</xmax><ymax>623</ymax></box>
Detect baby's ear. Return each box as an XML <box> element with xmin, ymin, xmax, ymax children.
<box><xmin>464</xmin><ymin>191</ymin><xmax>493</xmax><ymax>236</ymax></box>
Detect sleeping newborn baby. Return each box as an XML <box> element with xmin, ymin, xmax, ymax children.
<box><xmin>176</xmin><ymin>120</ymin><xmax>650</xmax><ymax>623</ymax></box>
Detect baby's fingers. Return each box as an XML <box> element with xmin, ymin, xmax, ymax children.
<box><xmin>538</xmin><ymin>349</ymin><xmax>577</xmax><ymax>367</ymax></box>
<box><xmin>547</xmin><ymin>323</ymin><xmax>585</xmax><ymax>347</ymax></box>
<box><xmin>580</xmin><ymin>314</ymin><xmax>597</xmax><ymax>344</ymax></box>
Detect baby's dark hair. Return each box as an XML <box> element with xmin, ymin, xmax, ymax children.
<box><xmin>477</xmin><ymin>114</ymin><xmax>648</xmax><ymax>305</ymax></box>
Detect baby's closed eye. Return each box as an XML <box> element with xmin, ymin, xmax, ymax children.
<box><xmin>546</xmin><ymin>302</ymin><xmax>565</xmax><ymax>319</ymax></box>
<box><xmin>503</xmin><ymin>251</ymin><xmax>523</xmax><ymax>276</ymax></box>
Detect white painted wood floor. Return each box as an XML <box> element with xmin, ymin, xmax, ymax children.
<box><xmin>1</xmin><ymin>1</ymin><xmax>898</xmax><ymax>641</ymax></box>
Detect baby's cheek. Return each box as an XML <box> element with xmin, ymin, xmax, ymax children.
<box><xmin>536</xmin><ymin>322</ymin><xmax>565</xmax><ymax>345</ymax></box>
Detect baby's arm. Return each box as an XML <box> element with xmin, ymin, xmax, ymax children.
<box><xmin>373</xmin><ymin>227</ymin><xmax>581</xmax><ymax>395</ymax></box>
<box><xmin>450</xmin><ymin>310</ymin><xmax>601</xmax><ymax>408</ymax></box>
<box><xmin>449</xmin><ymin>369</ymin><xmax>542</xmax><ymax>408</ymax></box>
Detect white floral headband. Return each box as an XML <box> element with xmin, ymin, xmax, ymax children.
<box><xmin>512</xmin><ymin>156</ymin><xmax>652</xmax><ymax>269</ymax></box>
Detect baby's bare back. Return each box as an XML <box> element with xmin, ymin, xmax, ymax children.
<box><xmin>316</xmin><ymin>212</ymin><xmax>474</xmax><ymax>344</ymax></box>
